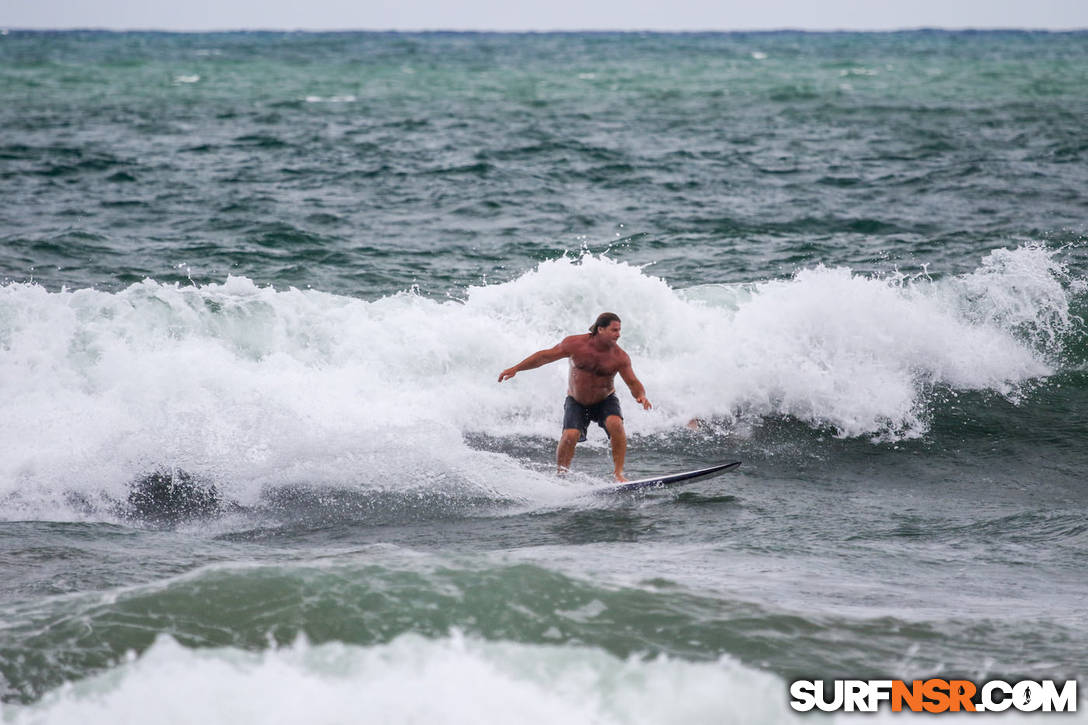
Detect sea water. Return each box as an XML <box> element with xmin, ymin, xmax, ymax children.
<box><xmin>1</xmin><ymin>30</ymin><xmax>1086</xmax><ymax>722</ymax></box>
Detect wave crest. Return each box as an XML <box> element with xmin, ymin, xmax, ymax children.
<box><xmin>0</xmin><ymin>245</ymin><xmax>1081</xmax><ymax>516</ymax></box>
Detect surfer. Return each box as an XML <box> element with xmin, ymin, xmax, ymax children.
<box><xmin>498</xmin><ymin>312</ymin><xmax>652</xmax><ymax>481</ymax></box>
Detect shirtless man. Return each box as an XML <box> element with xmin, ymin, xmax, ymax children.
<box><xmin>498</xmin><ymin>312</ymin><xmax>652</xmax><ymax>481</ymax></box>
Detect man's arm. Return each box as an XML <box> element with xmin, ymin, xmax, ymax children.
<box><xmin>618</xmin><ymin>358</ymin><xmax>652</xmax><ymax>410</ymax></box>
<box><xmin>498</xmin><ymin>340</ymin><xmax>571</xmax><ymax>382</ymax></box>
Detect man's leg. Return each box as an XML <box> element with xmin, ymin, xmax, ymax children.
<box><xmin>604</xmin><ymin>415</ymin><xmax>627</xmax><ymax>481</ymax></box>
<box><xmin>557</xmin><ymin>428</ymin><xmax>581</xmax><ymax>474</ymax></box>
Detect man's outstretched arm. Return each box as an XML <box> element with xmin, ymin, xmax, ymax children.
<box><xmin>618</xmin><ymin>360</ymin><xmax>652</xmax><ymax>409</ymax></box>
<box><xmin>498</xmin><ymin>341</ymin><xmax>570</xmax><ymax>382</ymax></box>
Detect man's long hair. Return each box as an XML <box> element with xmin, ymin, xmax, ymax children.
<box><xmin>589</xmin><ymin>312</ymin><xmax>621</xmax><ymax>335</ymax></box>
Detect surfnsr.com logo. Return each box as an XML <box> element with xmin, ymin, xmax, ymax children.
<box><xmin>789</xmin><ymin>679</ymin><xmax>1078</xmax><ymax>713</ymax></box>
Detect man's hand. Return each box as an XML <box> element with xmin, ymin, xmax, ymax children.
<box><xmin>636</xmin><ymin>395</ymin><xmax>652</xmax><ymax>410</ymax></box>
<box><xmin>498</xmin><ymin>368</ymin><xmax>517</xmax><ymax>383</ymax></box>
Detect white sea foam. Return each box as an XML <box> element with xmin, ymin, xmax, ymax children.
<box><xmin>0</xmin><ymin>245</ymin><xmax>1078</xmax><ymax>517</ymax></box>
<box><xmin>304</xmin><ymin>95</ymin><xmax>357</xmax><ymax>103</ymax></box>
<box><xmin>0</xmin><ymin>633</ymin><xmax>803</xmax><ymax>725</ymax></box>
<box><xmin>2</xmin><ymin>634</ymin><xmax>1075</xmax><ymax>724</ymax></box>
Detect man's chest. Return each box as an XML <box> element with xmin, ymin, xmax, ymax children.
<box><xmin>569</xmin><ymin>349</ymin><xmax>621</xmax><ymax>376</ymax></box>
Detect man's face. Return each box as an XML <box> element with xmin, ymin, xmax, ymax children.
<box><xmin>600</xmin><ymin>320</ymin><xmax>621</xmax><ymax>344</ymax></box>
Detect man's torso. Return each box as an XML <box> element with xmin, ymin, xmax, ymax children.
<box><xmin>565</xmin><ymin>334</ymin><xmax>627</xmax><ymax>405</ymax></box>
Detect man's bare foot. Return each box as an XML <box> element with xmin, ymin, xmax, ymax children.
<box><xmin>557</xmin><ymin>466</ymin><xmax>570</xmax><ymax>477</ymax></box>
<box><xmin>613</xmin><ymin>471</ymin><xmax>628</xmax><ymax>482</ymax></box>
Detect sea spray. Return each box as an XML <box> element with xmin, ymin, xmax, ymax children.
<box><xmin>0</xmin><ymin>633</ymin><xmax>798</xmax><ymax>725</ymax></box>
<box><xmin>0</xmin><ymin>245</ymin><xmax>1081</xmax><ymax>519</ymax></box>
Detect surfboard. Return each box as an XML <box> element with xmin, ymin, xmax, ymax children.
<box><xmin>594</xmin><ymin>460</ymin><xmax>741</xmax><ymax>494</ymax></box>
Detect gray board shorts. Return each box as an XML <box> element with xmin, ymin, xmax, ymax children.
<box><xmin>563</xmin><ymin>393</ymin><xmax>623</xmax><ymax>442</ymax></box>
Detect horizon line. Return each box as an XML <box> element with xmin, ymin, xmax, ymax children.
<box><xmin>4</xmin><ymin>25</ymin><xmax>1088</xmax><ymax>34</ymax></box>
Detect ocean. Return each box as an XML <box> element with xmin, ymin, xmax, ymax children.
<box><xmin>0</xmin><ymin>30</ymin><xmax>1086</xmax><ymax>722</ymax></box>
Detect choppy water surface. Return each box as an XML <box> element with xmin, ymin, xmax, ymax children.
<box><xmin>1</xmin><ymin>30</ymin><xmax>1086</xmax><ymax>722</ymax></box>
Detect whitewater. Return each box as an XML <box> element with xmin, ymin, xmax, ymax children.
<box><xmin>1</xmin><ymin>245</ymin><xmax>1078</xmax><ymax>521</ymax></box>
